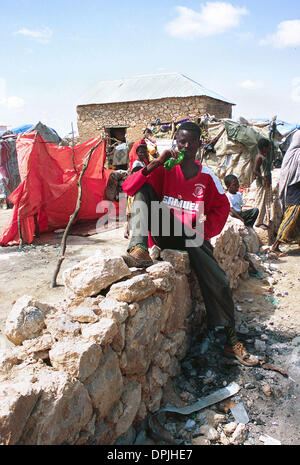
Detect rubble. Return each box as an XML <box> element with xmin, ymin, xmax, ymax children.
<box><xmin>0</xmin><ymin>249</ymin><xmax>197</xmax><ymax>445</ymax></box>
<box><xmin>211</xmin><ymin>217</ymin><xmax>261</xmax><ymax>289</ymax></box>
<box><xmin>0</xmin><ymin>216</ymin><xmax>298</xmax><ymax>446</ymax></box>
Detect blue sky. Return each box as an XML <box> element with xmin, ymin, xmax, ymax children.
<box><xmin>1</xmin><ymin>0</ymin><xmax>300</xmax><ymax>136</ymax></box>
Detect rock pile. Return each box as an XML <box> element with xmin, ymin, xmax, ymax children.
<box><xmin>0</xmin><ymin>221</ymin><xmax>264</xmax><ymax>445</ymax></box>
<box><xmin>212</xmin><ymin>216</ymin><xmax>260</xmax><ymax>289</ymax></box>
<box><xmin>0</xmin><ymin>250</ymin><xmax>205</xmax><ymax>445</ymax></box>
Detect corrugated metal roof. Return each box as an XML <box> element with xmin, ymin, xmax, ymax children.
<box><xmin>77</xmin><ymin>73</ymin><xmax>234</xmax><ymax>106</ymax></box>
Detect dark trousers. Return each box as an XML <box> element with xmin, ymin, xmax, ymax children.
<box><xmin>240</xmin><ymin>208</ymin><xmax>259</xmax><ymax>228</ymax></box>
<box><xmin>128</xmin><ymin>183</ymin><xmax>235</xmax><ymax>328</ymax></box>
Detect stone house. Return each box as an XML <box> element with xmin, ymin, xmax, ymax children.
<box><xmin>76</xmin><ymin>73</ymin><xmax>235</xmax><ymax>146</ymax></box>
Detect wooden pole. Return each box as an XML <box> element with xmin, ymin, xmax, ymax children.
<box><xmin>71</xmin><ymin>122</ymin><xmax>77</xmax><ymax>174</ymax></box>
<box><xmin>17</xmin><ymin>212</ymin><xmax>23</xmax><ymax>250</ymax></box>
<box><xmin>51</xmin><ymin>139</ymin><xmax>102</xmax><ymax>288</ymax></box>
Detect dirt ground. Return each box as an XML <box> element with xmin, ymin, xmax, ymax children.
<box><xmin>0</xmin><ymin>207</ymin><xmax>299</xmax><ymax>445</ymax></box>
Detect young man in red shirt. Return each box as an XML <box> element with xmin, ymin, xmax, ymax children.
<box><xmin>122</xmin><ymin>121</ymin><xmax>258</xmax><ymax>367</ymax></box>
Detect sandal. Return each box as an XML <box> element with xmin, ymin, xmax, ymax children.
<box><xmin>224</xmin><ymin>342</ymin><xmax>259</xmax><ymax>367</ymax></box>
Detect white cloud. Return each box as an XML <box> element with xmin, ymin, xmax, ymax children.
<box><xmin>239</xmin><ymin>79</ymin><xmax>264</xmax><ymax>90</ymax></box>
<box><xmin>236</xmin><ymin>31</ymin><xmax>254</xmax><ymax>41</ymax></box>
<box><xmin>260</xmin><ymin>20</ymin><xmax>300</xmax><ymax>48</ymax></box>
<box><xmin>0</xmin><ymin>78</ymin><xmax>25</xmax><ymax>109</ymax></box>
<box><xmin>14</xmin><ymin>26</ymin><xmax>53</xmax><ymax>44</ymax></box>
<box><xmin>165</xmin><ymin>2</ymin><xmax>248</xmax><ymax>39</ymax></box>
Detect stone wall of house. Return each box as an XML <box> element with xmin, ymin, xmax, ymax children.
<box><xmin>77</xmin><ymin>96</ymin><xmax>233</xmax><ymax>143</ymax></box>
<box><xmin>0</xmin><ymin>221</ymin><xmax>259</xmax><ymax>445</ymax></box>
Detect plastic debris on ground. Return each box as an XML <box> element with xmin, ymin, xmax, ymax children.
<box><xmin>230</xmin><ymin>402</ymin><xmax>249</xmax><ymax>424</ymax></box>
<box><xmin>259</xmin><ymin>434</ymin><xmax>281</xmax><ymax>445</ymax></box>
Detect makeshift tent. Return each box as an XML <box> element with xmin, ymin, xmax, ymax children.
<box><xmin>199</xmin><ymin>117</ymin><xmax>284</xmax><ymax>187</ymax></box>
<box><xmin>0</xmin><ymin>122</ymin><xmax>61</xmax><ymax>143</ymax></box>
<box><xmin>0</xmin><ymin>132</ymin><xmax>114</xmax><ymax>246</ymax></box>
<box><xmin>0</xmin><ymin>122</ymin><xmax>62</xmax><ymax>207</ymax></box>
<box><xmin>0</xmin><ymin>136</ymin><xmax>20</xmax><ymax>204</ymax></box>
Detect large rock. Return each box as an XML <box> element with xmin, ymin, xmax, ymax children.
<box><xmin>85</xmin><ymin>348</ymin><xmax>123</xmax><ymax>420</ymax></box>
<box><xmin>115</xmin><ymin>380</ymin><xmax>142</xmax><ymax>437</ymax></box>
<box><xmin>160</xmin><ymin>250</ymin><xmax>191</xmax><ymax>274</ymax></box>
<box><xmin>63</xmin><ymin>254</ymin><xmax>131</xmax><ymax>297</ymax></box>
<box><xmin>163</xmin><ymin>274</ymin><xmax>192</xmax><ymax>334</ymax></box>
<box><xmin>49</xmin><ymin>339</ymin><xmax>102</xmax><ymax>381</ymax></box>
<box><xmin>212</xmin><ymin>217</ymin><xmax>250</xmax><ymax>289</ymax></box>
<box><xmin>5</xmin><ymin>296</ymin><xmax>54</xmax><ymax>345</ymax></box>
<box><xmin>22</xmin><ymin>333</ymin><xmax>55</xmax><ymax>353</ymax></box>
<box><xmin>68</xmin><ymin>306</ymin><xmax>99</xmax><ymax>323</ymax></box>
<box><xmin>81</xmin><ymin>318</ymin><xmax>118</xmax><ymax>346</ymax></box>
<box><xmin>96</xmin><ymin>298</ymin><xmax>129</xmax><ymax>324</ymax></box>
<box><xmin>106</xmin><ymin>274</ymin><xmax>156</xmax><ymax>303</ymax></box>
<box><xmin>243</xmin><ymin>227</ymin><xmax>260</xmax><ymax>254</ymax></box>
<box><xmin>46</xmin><ymin>314</ymin><xmax>81</xmax><ymax>339</ymax></box>
<box><xmin>146</xmin><ymin>261</ymin><xmax>176</xmax><ymax>280</ymax></box>
<box><xmin>0</xmin><ymin>380</ymin><xmax>39</xmax><ymax>444</ymax></box>
<box><xmin>18</xmin><ymin>366</ymin><xmax>93</xmax><ymax>445</ymax></box>
<box><xmin>122</xmin><ymin>296</ymin><xmax>162</xmax><ymax>376</ymax></box>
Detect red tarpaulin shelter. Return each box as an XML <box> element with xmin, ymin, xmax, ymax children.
<box><xmin>0</xmin><ymin>132</ymin><xmax>116</xmax><ymax>246</ymax></box>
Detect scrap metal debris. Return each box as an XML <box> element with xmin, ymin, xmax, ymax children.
<box><xmin>159</xmin><ymin>382</ymin><xmax>240</xmax><ymax>416</ymax></box>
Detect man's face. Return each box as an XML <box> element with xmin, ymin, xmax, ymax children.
<box><xmin>136</xmin><ymin>146</ymin><xmax>148</xmax><ymax>161</ymax></box>
<box><xmin>176</xmin><ymin>130</ymin><xmax>200</xmax><ymax>160</ymax></box>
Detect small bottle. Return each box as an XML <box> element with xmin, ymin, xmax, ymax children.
<box><xmin>163</xmin><ymin>148</ymin><xmax>186</xmax><ymax>171</ymax></box>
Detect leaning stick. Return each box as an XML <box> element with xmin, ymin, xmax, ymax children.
<box><xmin>51</xmin><ymin>139</ymin><xmax>102</xmax><ymax>288</ymax></box>
<box><xmin>17</xmin><ymin>211</ymin><xmax>23</xmax><ymax>250</ymax></box>
<box><xmin>71</xmin><ymin>122</ymin><xmax>77</xmax><ymax>174</ymax></box>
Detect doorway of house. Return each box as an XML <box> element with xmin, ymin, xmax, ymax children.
<box><xmin>105</xmin><ymin>127</ymin><xmax>128</xmax><ymax>170</ymax></box>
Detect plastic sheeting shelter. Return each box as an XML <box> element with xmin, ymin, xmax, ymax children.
<box><xmin>0</xmin><ymin>132</ymin><xmax>113</xmax><ymax>246</ymax></box>
<box><xmin>0</xmin><ymin>137</ymin><xmax>20</xmax><ymax>202</ymax></box>
<box><xmin>199</xmin><ymin>118</ymin><xmax>283</xmax><ymax>187</ymax></box>
<box><xmin>0</xmin><ymin>122</ymin><xmax>61</xmax><ymax>142</ymax></box>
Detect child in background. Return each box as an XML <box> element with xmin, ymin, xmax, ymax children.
<box><xmin>224</xmin><ymin>174</ymin><xmax>259</xmax><ymax>228</ymax></box>
<box><xmin>124</xmin><ymin>142</ymin><xmax>149</xmax><ymax>239</ymax></box>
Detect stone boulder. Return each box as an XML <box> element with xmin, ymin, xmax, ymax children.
<box><xmin>163</xmin><ymin>274</ymin><xmax>192</xmax><ymax>334</ymax></box>
<box><xmin>115</xmin><ymin>380</ymin><xmax>142</xmax><ymax>437</ymax></box>
<box><xmin>121</xmin><ymin>295</ymin><xmax>162</xmax><ymax>376</ymax></box>
<box><xmin>63</xmin><ymin>254</ymin><xmax>131</xmax><ymax>297</ymax></box>
<box><xmin>107</xmin><ymin>274</ymin><xmax>156</xmax><ymax>303</ymax></box>
<box><xmin>49</xmin><ymin>339</ymin><xmax>102</xmax><ymax>382</ymax></box>
<box><xmin>18</xmin><ymin>367</ymin><xmax>93</xmax><ymax>445</ymax></box>
<box><xmin>81</xmin><ymin>318</ymin><xmax>118</xmax><ymax>346</ymax></box>
<box><xmin>5</xmin><ymin>296</ymin><xmax>54</xmax><ymax>345</ymax></box>
<box><xmin>160</xmin><ymin>249</ymin><xmax>191</xmax><ymax>274</ymax></box>
<box><xmin>0</xmin><ymin>380</ymin><xmax>39</xmax><ymax>444</ymax></box>
<box><xmin>85</xmin><ymin>348</ymin><xmax>123</xmax><ymax>420</ymax></box>
<box><xmin>96</xmin><ymin>298</ymin><xmax>129</xmax><ymax>324</ymax></box>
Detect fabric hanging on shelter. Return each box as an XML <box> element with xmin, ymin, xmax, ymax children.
<box><xmin>200</xmin><ymin>118</ymin><xmax>279</xmax><ymax>187</ymax></box>
<box><xmin>0</xmin><ymin>132</ymin><xmax>116</xmax><ymax>246</ymax></box>
<box><xmin>112</xmin><ymin>143</ymin><xmax>129</xmax><ymax>166</ymax></box>
<box><xmin>224</xmin><ymin>120</ymin><xmax>263</xmax><ymax>159</ymax></box>
<box><xmin>0</xmin><ymin>138</ymin><xmax>20</xmax><ymax>200</ymax></box>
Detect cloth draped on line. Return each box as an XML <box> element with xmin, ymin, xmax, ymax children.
<box><xmin>0</xmin><ymin>142</ymin><xmax>11</xmax><ymax>199</ymax></box>
<box><xmin>279</xmin><ymin>130</ymin><xmax>300</xmax><ymax>205</ymax></box>
<box><xmin>276</xmin><ymin>204</ymin><xmax>300</xmax><ymax>245</ymax></box>
<box><xmin>275</xmin><ymin>130</ymin><xmax>300</xmax><ymax>245</ymax></box>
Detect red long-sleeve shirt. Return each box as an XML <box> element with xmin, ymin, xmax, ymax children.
<box><xmin>122</xmin><ymin>162</ymin><xmax>230</xmax><ymax>241</ymax></box>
